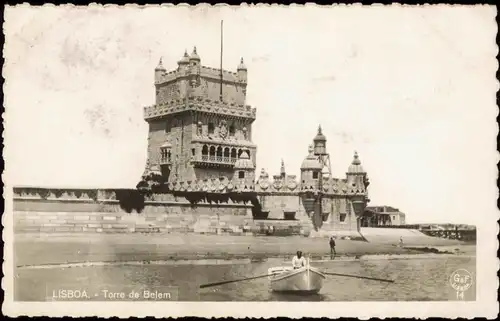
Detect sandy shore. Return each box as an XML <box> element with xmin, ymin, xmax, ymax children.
<box><xmin>13</xmin><ymin>232</ymin><xmax>475</xmax><ymax>267</ymax></box>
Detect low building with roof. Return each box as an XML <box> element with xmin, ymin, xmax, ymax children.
<box><xmin>361</xmin><ymin>206</ymin><xmax>407</xmax><ymax>227</ymax></box>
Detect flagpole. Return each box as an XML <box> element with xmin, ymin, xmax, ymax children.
<box><xmin>220</xmin><ymin>20</ymin><xmax>223</xmax><ymax>101</ymax></box>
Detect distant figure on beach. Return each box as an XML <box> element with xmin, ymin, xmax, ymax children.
<box><xmin>329</xmin><ymin>236</ymin><xmax>336</xmax><ymax>259</ymax></box>
<box><xmin>399</xmin><ymin>236</ymin><xmax>404</xmax><ymax>247</ymax></box>
<box><xmin>292</xmin><ymin>251</ymin><xmax>306</xmax><ymax>269</ymax></box>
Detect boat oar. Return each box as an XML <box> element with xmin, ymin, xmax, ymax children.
<box><xmin>323</xmin><ymin>272</ymin><xmax>394</xmax><ymax>283</ymax></box>
<box><xmin>200</xmin><ymin>273</ymin><xmax>276</xmax><ymax>289</ymax></box>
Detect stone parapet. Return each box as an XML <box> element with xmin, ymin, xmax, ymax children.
<box><xmin>156</xmin><ymin>66</ymin><xmax>241</xmax><ymax>85</ymax></box>
<box><xmin>166</xmin><ymin>174</ymin><xmax>368</xmax><ymax>197</ymax></box>
<box><xmin>168</xmin><ymin>177</ymin><xmax>255</xmax><ymax>193</ymax></box>
<box><xmin>143</xmin><ymin>97</ymin><xmax>256</xmax><ymax>120</ymax></box>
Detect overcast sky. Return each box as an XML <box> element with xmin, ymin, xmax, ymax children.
<box><xmin>4</xmin><ymin>4</ymin><xmax>498</xmax><ymax>224</ymax></box>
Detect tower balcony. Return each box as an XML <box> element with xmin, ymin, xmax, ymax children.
<box><xmin>191</xmin><ymin>142</ymin><xmax>255</xmax><ymax>169</ymax></box>
<box><xmin>159</xmin><ymin>156</ymin><xmax>172</xmax><ymax>165</ymax></box>
<box><xmin>191</xmin><ymin>155</ymin><xmax>237</xmax><ymax>168</ymax></box>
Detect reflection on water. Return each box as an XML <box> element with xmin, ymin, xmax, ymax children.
<box><xmin>15</xmin><ymin>257</ymin><xmax>475</xmax><ymax>301</ymax></box>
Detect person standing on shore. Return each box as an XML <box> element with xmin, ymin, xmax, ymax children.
<box><xmin>329</xmin><ymin>236</ymin><xmax>336</xmax><ymax>259</ymax></box>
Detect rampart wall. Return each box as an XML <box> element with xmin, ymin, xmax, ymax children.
<box><xmin>12</xmin><ymin>187</ymin><xmax>312</xmax><ymax>236</ymax></box>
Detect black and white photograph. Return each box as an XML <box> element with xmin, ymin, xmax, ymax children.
<box><xmin>2</xmin><ymin>4</ymin><xmax>498</xmax><ymax>318</ymax></box>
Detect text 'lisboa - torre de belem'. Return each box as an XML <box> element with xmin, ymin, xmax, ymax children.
<box><xmin>140</xmin><ymin>47</ymin><xmax>371</xmax><ymax>235</ymax></box>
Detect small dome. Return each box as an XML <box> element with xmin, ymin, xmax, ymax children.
<box><xmin>178</xmin><ymin>50</ymin><xmax>190</xmax><ymax>65</ymax></box>
<box><xmin>237</xmin><ymin>57</ymin><xmax>247</xmax><ymax>71</ymax></box>
<box><xmin>160</xmin><ymin>141</ymin><xmax>172</xmax><ymax>148</ymax></box>
<box><xmin>189</xmin><ymin>46</ymin><xmax>200</xmax><ymax>61</ymax></box>
<box><xmin>234</xmin><ymin>151</ymin><xmax>254</xmax><ymax>169</ymax></box>
<box><xmin>348</xmin><ymin>151</ymin><xmax>365</xmax><ymax>173</ymax></box>
<box><xmin>313</xmin><ymin>125</ymin><xmax>326</xmax><ymax>142</ymax></box>
<box><xmin>155</xmin><ymin>57</ymin><xmax>166</xmax><ymax>71</ymax></box>
<box><xmin>301</xmin><ymin>145</ymin><xmax>322</xmax><ymax>170</ymax></box>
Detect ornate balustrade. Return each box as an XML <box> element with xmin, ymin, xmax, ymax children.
<box><xmin>197</xmin><ymin>155</ymin><xmax>238</xmax><ymax>164</ymax></box>
<box><xmin>159</xmin><ymin>156</ymin><xmax>172</xmax><ymax>165</ymax></box>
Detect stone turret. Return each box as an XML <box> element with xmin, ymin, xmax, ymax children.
<box><xmin>346</xmin><ymin>151</ymin><xmax>368</xmax><ymax>189</ymax></box>
<box><xmin>300</xmin><ymin>145</ymin><xmax>322</xmax><ymax>189</ymax></box>
<box><xmin>233</xmin><ymin>151</ymin><xmax>255</xmax><ymax>186</ymax></box>
<box><xmin>313</xmin><ymin>125</ymin><xmax>327</xmax><ymax>155</ymax></box>
<box><xmin>154</xmin><ymin>57</ymin><xmax>166</xmax><ymax>83</ymax></box>
<box><xmin>237</xmin><ymin>57</ymin><xmax>247</xmax><ymax>83</ymax></box>
<box><xmin>177</xmin><ymin>50</ymin><xmax>190</xmax><ymax>72</ymax></box>
<box><xmin>189</xmin><ymin>46</ymin><xmax>201</xmax><ymax>66</ymax></box>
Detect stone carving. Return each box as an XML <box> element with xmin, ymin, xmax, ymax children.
<box><xmin>272</xmin><ymin>175</ymin><xmax>283</xmax><ymax>190</ymax></box>
<box><xmin>197</xmin><ymin>121</ymin><xmax>203</xmax><ymax>136</ymax></box>
<box><xmin>219</xmin><ymin>120</ymin><xmax>228</xmax><ymax>139</ymax></box>
<box><xmin>287</xmin><ymin>180</ymin><xmax>297</xmax><ymax>191</ymax></box>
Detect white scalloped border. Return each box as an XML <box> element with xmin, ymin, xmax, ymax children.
<box><xmin>2</xmin><ymin>3</ymin><xmax>499</xmax><ymax>319</ymax></box>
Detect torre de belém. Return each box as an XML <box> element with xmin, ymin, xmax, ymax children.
<box><xmin>138</xmin><ymin>47</ymin><xmax>371</xmax><ymax>237</ymax></box>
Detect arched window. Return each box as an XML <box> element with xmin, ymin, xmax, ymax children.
<box><xmin>208</xmin><ymin>122</ymin><xmax>215</xmax><ymax>134</ymax></box>
<box><xmin>216</xmin><ymin>146</ymin><xmax>223</xmax><ymax>162</ymax></box>
<box><xmin>202</xmin><ymin>145</ymin><xmax>209</xmax><ymax>161</ymax></box>
<box><xmin>223</xmin><ymin>147</ymin><xmax>230</xmax><ymax>157</ymax></box>
<box><xmin>229</xmin><ymin>124</ymin><xmax>235</xmax><ymax>136</ymax></box>
<box><xmin>209</xmin><ymin>146</ymin><xmax>216</xmax><ymax>156</ymax></box>
<box><xmin>231</xmin><ymin>148</ymin><xmax>237</xmax><ymax>159</ymax></box>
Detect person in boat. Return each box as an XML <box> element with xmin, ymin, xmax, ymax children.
<box><xmin>292</xmin><ymin>251</ymin><xmax>306</xmax><ymax>269</ymax></box>
<box><xmin>329</xmin><ymin>236</ymin><xmax>336</xmax><ymax>259</ymax></box>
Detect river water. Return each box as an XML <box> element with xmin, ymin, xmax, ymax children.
<box><xmin>15</xmin><ymin>256</ymin><xmax>475</xmax><ymax>301</ymax></box>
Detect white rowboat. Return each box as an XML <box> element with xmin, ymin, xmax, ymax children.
<box><xmin>268</xmin><ymin>258</ymin><xmax>326</xmax><ymax>293</ymax></box>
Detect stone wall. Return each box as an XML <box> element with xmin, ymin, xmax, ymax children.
<box><xmin>189</xmin><ymin>76</ymin><xmax>246</xmax><ymax>105</ymax></box>
<box><xmin>12</xmin><ymin>187</ymin><xmax>313</xmax><ymax>236</ymax></box>
<box><xmin>14</xmin><ymin>209</ymin><xmax>255</xmax><ymax>235</ymax></box>
<box><xmin>13</xmin><ymin>187</ymin><xmax>255</xmax><ymax>235</ymax></box>
<box><xmin>321</xmin><ymin>197</ymin><xmax>359</xmax><ymax>231</ymax></box>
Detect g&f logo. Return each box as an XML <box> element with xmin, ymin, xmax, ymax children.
<box><xmin>449</xmin><ymin>269</ymin><xmax>473</xmax><ymax>300</ymax></box>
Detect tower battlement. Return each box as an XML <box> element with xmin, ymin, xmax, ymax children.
<box><xmin>155</xmin><ymin>66</ymin><xmax>241</xmax><ymax>86</ymax></box>
<box><xmin>143</xmin><ymin>97</ymin><xmax>256</xmax><ymax>121</ymax></box>
<box><xmin>153</xmin><ymin>47</ymin><xmax>248</xmax><ymax>107</ymax></box>
<box><xmin>163</xmin><ymin>163</ymin><xmax>368</xmax><ymax>197</ymax></box>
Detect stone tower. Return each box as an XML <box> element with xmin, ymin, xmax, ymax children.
<box><xmin>300</xmin><ymin>145</ymin><xmax>322</xmax><ymax>190</ymax></box>
<box><xmin>313</xmin><ymin>125</ymin><xmax>332</xmax><ymax>181</ymax></box>
<box><xmin>233</xmin><ymin>150</ymin><xmax>255</xmax><ymax>187</ymax></box>
<box><xmin>142</xmin><ymin>47</ymin><xmax>257</xmax><ymax>183</ymax></box>
<box><xmin>346</xmin><ymin>151</ymin><xmax>369</xmax><ymax>191</ymax></box>
<box><xmin>280</xmin><ymin>159</ymin><xmax>286</xmax><ymax>178</ymax></box>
